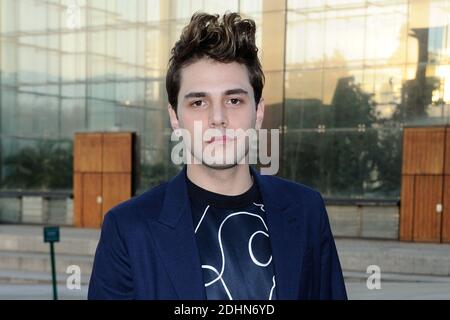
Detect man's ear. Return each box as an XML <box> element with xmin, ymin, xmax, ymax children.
<box><xmin>168</xmin><ymin>104</ymin><xmax>180</xmax><ymax>130</ymax></box>
<box><xmin>255</xmin><ymin>98</ymin><xmax>265</xmax><ymax>130</ymax></box>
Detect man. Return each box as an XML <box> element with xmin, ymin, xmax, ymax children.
<box><xmin>88</xmin><ymin>12</ymin><xmax>347</xmax><ymax>300</ymax></box>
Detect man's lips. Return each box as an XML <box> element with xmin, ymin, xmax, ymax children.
<box><xmin>207</xmin><ymin>135</ymin><xmax>236</xmax><ymax>144</ymax></box>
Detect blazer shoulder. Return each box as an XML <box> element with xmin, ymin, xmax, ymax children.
<box><xmin>261</xmin><ymin>175</ymin><xmax>328</xmax><ymax>229</ymax></box>
<box><xmin>263</xmin><ymin>174</ymin><xmax>324</xmax><ymax>203</ymax></box>
<box><xmin>105</xmin><ymin>181</ymin><xmax>169</xmax><ymax>225</ymax></box>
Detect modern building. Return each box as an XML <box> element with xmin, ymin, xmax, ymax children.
<box><xmin>0</xmin><ymin>0</ymin><xmax>449</xmax><ymax>235</ymax></box>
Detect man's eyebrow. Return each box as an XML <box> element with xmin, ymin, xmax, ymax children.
<box><xmin>183</xmin><ymin>88</ymin><xmax>248</xmax><ymax>100</ymax></box>
<box><xmin>184</xmin><ymin>92</ymin><xmax>207</xmax><ymax>99</ymax></box>
<box><xmin>224</xmin><ymin>88</ymin><xmax>248</xmax><ymax>96</ymax></box>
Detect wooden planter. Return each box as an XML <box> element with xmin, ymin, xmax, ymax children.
<box><xmin>400</xmin><ymin>126</ymin><xmax>450</xmax><ymax>243</ymax></box>
<box><xmin>73</xmin><ymin>132</ymin><xmax>135</xmax><ymax>228</ymax></box>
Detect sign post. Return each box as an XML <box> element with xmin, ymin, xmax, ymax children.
<box><xmin>44</xmin><ymin>226</ymin><xmax>60</xmax><ymax>300</ymax></box>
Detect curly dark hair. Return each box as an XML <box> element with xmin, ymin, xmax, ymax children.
<box><xmin>166</xmin><ymin>12</ymin><xmax>264</xmax><ymax>112</ymax></box>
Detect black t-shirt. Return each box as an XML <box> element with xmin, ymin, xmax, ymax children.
<box><xmin>187</xmin><ymin>175</ymin><xmax>277</xmax><ymax>300</ymax></box>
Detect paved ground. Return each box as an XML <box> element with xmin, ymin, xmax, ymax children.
<box><xmin>0</xmin><ymin>283</ymin><xmax>88</xmax><ymax>300</ymax></box>
<box><xmin>1</xmin><ymin>279</ymin><xmax>449</xmax><ymax>300</ymax></box>
<box><xmin>346</xmin><ymin>279</ymin><xmax>450</xmax><ymax>300</ymax></box>
<box><xmin>0</xmin><ymin>225</ymin><xmax>449</xmax><ymax>299</ymax></box>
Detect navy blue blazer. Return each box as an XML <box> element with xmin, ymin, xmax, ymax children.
<box><xmin>88</xmin><ymin>166</ymin><xmax>347</xmax><ymax>300</ymax></box>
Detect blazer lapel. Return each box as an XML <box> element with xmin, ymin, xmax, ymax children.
<box><xmin>147</xmin><ymin>167</ymin><xmax>206</xmax><ymax>300</ymax></box>
<box><xmin>251</xmin><ymin>166</ymin><xmax>307</xmax><ymax>300</ymax></box>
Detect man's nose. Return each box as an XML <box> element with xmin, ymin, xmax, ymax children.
<box><xmin>209</xmin><ymin>101</ymin><xmax>227</xmax><ymax>128</ymax></box>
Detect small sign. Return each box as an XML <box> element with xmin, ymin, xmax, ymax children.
<box><xmin>44</xmin><ymin>226</ymin><xmax>60</xmax><ymax>243</ymax></box>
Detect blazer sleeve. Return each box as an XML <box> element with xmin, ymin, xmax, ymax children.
<box><xmin>317</xmin><ymin>193</ymin><xmax>348</xmax><ymax>300</ymax></box>
<box><xmin>88</xmin><ymin>211</ymin><xmax>134</xmax><ymax>300</ymax></box>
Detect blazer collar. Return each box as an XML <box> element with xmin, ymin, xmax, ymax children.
<box><xmin>156</xmin><ymin>165</ymin><xmax>190</xmax><ymax>228</ymax></box>
<box><xmin>157</xmin><ymin>165</ymin><xmax>292</xmax><ymax>228</ymax></box>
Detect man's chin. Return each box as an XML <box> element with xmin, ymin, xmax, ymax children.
<box><xmin>202</xmin><ymin>162</ymin><xmax>238</xmax><ymax>170</ymax></box>
<box><xmin>188</xmin><ymin>149</ymin><xmax>249</xmax><ymax>169</ymax></box>
<box><xmin>191</xmin><ymin>154</ymin><xmax>245</xmax><ymax>170</ymax></box>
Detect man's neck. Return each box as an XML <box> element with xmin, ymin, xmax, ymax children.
<box><xmin>186</xmin><ymin>164</ymin><xmax>253</xmax><ymax>196</ymax></box>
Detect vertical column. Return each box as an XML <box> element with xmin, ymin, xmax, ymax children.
<box><xmin>260</xmin><ymin>0</ymin><xmax>286</xmax><ymax>107</ymax></box>
<box><xmin>260</xmin><ymin>0</ymin><xmax>287</xmax><ymax>174</ymax></box>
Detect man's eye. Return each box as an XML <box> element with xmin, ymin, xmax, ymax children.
<box><xmin>227</xmin><ymin>98</ymin><xmax>241</xmax><ymax>105</ymax></box>
<box><xmin>191</xmin><ymin>100</ymin><xmax>205</xmax><ymax>107</ymax></box>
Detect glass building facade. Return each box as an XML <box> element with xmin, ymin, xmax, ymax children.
<box><xmin>1</xmin><ymin>0</ymin><xmax>450</xmax><ymax>224</ymax></box>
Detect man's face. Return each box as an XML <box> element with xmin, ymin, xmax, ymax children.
<box><xmin>168</xmin><ymin>58</ymin><xmax>264</xmax><ymax>169</ymax></box>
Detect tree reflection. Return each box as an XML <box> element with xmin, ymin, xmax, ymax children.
<box><xmin>283</xmin><ymin>21</ymin><xmax>445</xmax><ymax>199</ymax></box>
<box><xmin>1</xmin><ymin>141</ymin><xmax>73</xmax><ymax>190</ymax></box>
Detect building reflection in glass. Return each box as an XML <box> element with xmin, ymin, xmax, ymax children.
<box><xmin>1</xmin><ymin>0</ymin><xmax>450</xmax><ymax>216</ymax></box>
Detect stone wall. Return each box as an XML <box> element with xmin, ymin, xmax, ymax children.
<box><xmin>326</xmin><ymin>204</ymin><xmax>399</xmax><ymax>240</ymax></box>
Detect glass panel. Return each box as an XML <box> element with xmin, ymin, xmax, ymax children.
<box><xmin>323</xmin><ymin>6</ymin><xmax>366</xmax><ymax>68</ymax></box>
<box><xmin>365</xmin><ymin>2</ymin><xmax>408</xmax><ymax>66</ymax></box>
<box><xmin>288</xmin><ymin>0</ymin><xmax>325</xmax><ymax>10</ymax></box>
<box><xmin>326</xmin><ymin>0</ymin><xmax>365</xmax><ymax>6</ymax></box>
<box><xmin>5</xmin><ymin>0</ymin><xmax>447</xmax><ymax>201</ymax></box>
<box><xmin>285</xmin><ymin>127</ymin><xmax>403</xmax><ymax>200</ymax></box>
<box><xmin>286</xmin><ymin>69</ymin><xmax>323</xmax><ymax>101</ymax></box>
<box><xmin>204</xmin><ymin>0</ymin><xmax>239</xmax><ymax>13</ymax></box>
<box><xmin>285</xmin><ymin>129</ymin><xmax>373</xmax><ymax>199</ymax></box>
<box><xmin>320</xmin><ymin>129</ymin><xmax>364</xmax><ymax>199</ymax></box>
<box><xmin>61</xmin><ymin>98</ymin><xmax>86</xmax><ymax>138</ymax></box>
<box><xmin>0</xmin><ymin>89</ymin><xmax>18</xmax><ymax>135</ymax></box>
<box><xmin>145</xmin><ymin>0</ymin><xmax>161</xmax><ymax>22</ymax></box>
<box><xmin>0</xmin><ymin>197</ymin><xmax>21</xmax><ymax>223</ymax></box>
<box><xmin>138</xmin><ymin>149</ymin><xmax>181</xmax><ymax>194</ymax></box>
<box><xmin>19</xmin><ymin>0</ymin><xmax>46</xmax><ymax>32</ymax></box>
<box><xmin>87</xmin><ymin>100</ymin><xmax>116</xmax><ymax>130</ymax></box>
<box><xmin>88</xmin><ymin>0</ymin><xmax>107</xmax><ymax>26</ymax></box>
<box><xmin>362</xmin><ymin>127</ymin><xmax>402</xmax><ymax>199</ymax></box>
<box><xmin>400</xmin><ymin>64</ymin><xmax>448</xmax><ymax>125</ymax></box>
<box><xmin>1</xmin><ymin>137</ymin><xmax>72</xmax><ymax>191</ymax></box>
<box><xmin>239</xmin><ymin>0</ymin><xmax>262</xmax><ymax>14</ymax></box>
<box><xmin>285</xmin><ymin>69</ymin><xmax>324</xmax><ymax>129</ymax></box>
<box><xmin>361</xmin><ymin>66</ymin><xmax>405</xmax><ymax>124</ymax></box>
<box><xmin>283</xmin><ymin>129</ymin><xmax>326</xmax><ymax>192</ymax></box>
<box><xmin>260</xmin><ymin>10</ymin><xmax>285</xmax><ymax>71</ymax></box>
<box><xmin>1</xmin><ymin>0</ymin><xmax>19</xmax><ymax>33</ymax></box>
<box><xmin>322</xmin><ymin>67</ymin><xmax>364</xmax><ymax>109</ymax></box>
<box><xmin>286</xmin><ymin>10</ymin><xmax>325</xmax><ymax>69</ymax></box>
<box><xmin>263</xmin><ymin>70</ymin><xmax>284</xmax><ymax>107</ymax></box>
